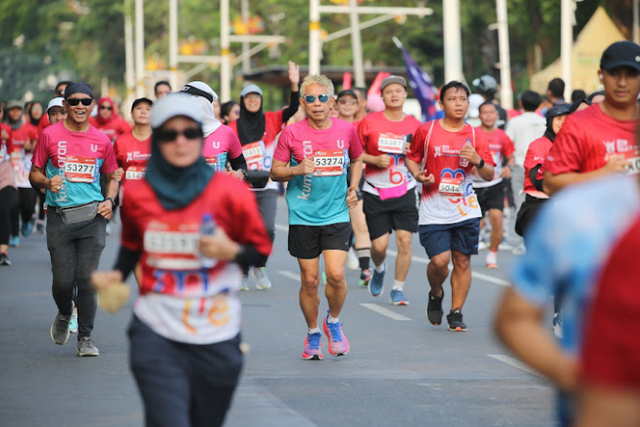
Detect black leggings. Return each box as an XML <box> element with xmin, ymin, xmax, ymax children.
<box><xmin>0</xmin><ymin>186</ymin><xmax>16</xmax><ymax>245</ymax></box>
<box><xmin>11</xmin><ymin>187</ymin><xmax>35</xmax><ymax>236</ymax></box>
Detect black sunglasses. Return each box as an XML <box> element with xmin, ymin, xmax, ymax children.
<box><xmin>304</xmin><ymin>94</ymin><xmax>330</xmax><ymax>103</ymax></box>
<box><xmin>155</xmin><ymin>127</ymin><xmax>203</xmax><ymax>143</ymax></box>
<box><xmin>100</xmin><ymin>106</ymin><xmax>113</xmax><ymax>110</ymax></box>
<box><xmin>66</xmin><ymin>98</ymin><xmax>93</xmax><ymax>106</ymax></box>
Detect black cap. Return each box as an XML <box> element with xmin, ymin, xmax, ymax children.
<box><xmin>600</xmin><ymin>41</ymin><xmax>640</xmax><ymax>72</ymax></box>
<box><xmin>131</xmin><ymin>97</ymin><xmax>153</xmax><ymax>111</ymax></box>
<box><xmin>337</xmin><ymin>89</ymin><xmax>357</xmax><ymax>99</ymax></box>
<box><xmin>545</xmin><ymin>103</ymin><xmax>571</xmax><ymax>119</ymax></box>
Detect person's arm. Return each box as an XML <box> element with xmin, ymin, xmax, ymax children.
<box><xmin>495</xmin><ymin>288</ymin><xmax>578</xmax><ymax>391</ymax></box>
<box><xmin>29</xmin><ymin>164</ymin><xmax>62</xmax><ymax>192</ymax></box>
<box><xmin>270</xmin><ymin>158</ymin><xmax>314</xmax><ymax>182</ymax></box>
<box><xmin>97</xmin><ymin>172</ymin><xmax>119</xmax><ymax>220</ymax></box>
<box><xmin>543</xmin><ymin>158</ymin><xmax>629</xmax><ymax>195</ymax></box>
<box><xmin>530</xmin><ymin>164</ymin><xmax>544</xmax><ymax>192</ymax></box>
<box><xmin>500</xmin><ymin>154</ymin><xmax>515</xmax><ymax>179</ymax></box>
<box><xmin>460</xmin><ymin>144</ymin><xmax>495</xmax><ymax>181</ymax></box>
<box><xmin>281</xmin><ymin>61</ymin><xmax>301</xmax><ymax>123</ymax></box>
<box><xmin>406</xmin><ymin>158</ymin><xmax>435</xmax><ymax>185</ymax></box>
<box><xmin>228</xmin><ymin>154</ymin><xmax>248</xmax><ymax>172</ymax></box>
<box><xmin>346</xmin><ymin>155</ymin><xmax>363</xmax><ymax>208</ymax></box>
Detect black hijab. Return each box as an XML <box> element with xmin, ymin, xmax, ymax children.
<box><xmin>144</xmin><ymin>94</ymin><xmax>213</xmax><ymax>210</ymax></box>
<box><xmin>544</xmin><ymin>103</ymin><xmax>571</xmax><ymax>142</ymax></box>
<box><xmin>237</xmin><ymin>94</ymin><xmax>265</xmax><ymax>146</ymax></box>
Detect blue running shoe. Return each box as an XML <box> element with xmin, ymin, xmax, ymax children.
<box><xmin>302</xmin><ymin>332</ymin><xmax>324</xmax><ymax>360</ymax></box>
<box><xmin>323</xmin><ymin>313</ymin><xmax>349</xmax><ymax>356</ymax></box>
<box><xmin>368</xmin><ymin>262</ymin><xmax>386</xmax><ymax>297</ymax></box>
<box><xmin>21</xmin><ymin>220</ymin><xmax>33</xmax><ymax>238</ymax></box>
<box><xmin>9</xmin><ymin>235</ymin><xmax>19</xmax><ymax>247</ymax></box>
<box><xmin>390</xmin><ymin>289</ymin><xmax>409</xmax><ymax>306</ymax></box>
<box><xmin>69</xmin><ymin>308</ymin><xmax>78</xmax><ymax>334</ymax></box>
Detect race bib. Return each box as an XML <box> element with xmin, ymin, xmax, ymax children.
<box><xmin>125</xmin><ymin>165</ymin><xmax>146</xmax><ymax>180</ymax></box>
<box><xmin>64</xmin><ymin>156</ymin><xmax>98</xmax><ymax>183</ymax></box>
<box><xmin>627</xmin><ymin>156</ymin><xmax>640</xmax><ymax>175</ymax></box>
<box><xmin>10</xmin><ymin>149</ymin><xmax>23</xmax><ymax>161</ymax></box>
<box><xmin>205</xmin><ymin>156</ymin><xmax>221</xmax><ymax>171</ymax></box>
<box><xmin>377</xmin><ymin>133</ymin><xmax>405</xmax><ymax>154</ymax></box>
<box><xmin>144</xmin><ymin>221</ymin><xmax>202</xmax><ymax>270</ymax></box>
<box><xmin>243</xmin><ymin>141</ymin><xmax>265</xmax><ymax>170</ymax></box>
<box><xmin>438</xmin><ymin>177</ymin><xmax>464</xmax><ymax>198</ymax></box>
<box><xmin>313</xmin><ymin>150</ymin><xmax>346</xmax><ymax>177</ymax></box>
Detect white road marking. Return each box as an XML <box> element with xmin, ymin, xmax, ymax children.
<box><xmin>276</xmin><ymin>223</ymin><xmax>510</xmax><ymax>288</ymax></box>
<box><xmin>278</xmin><ymin>270</ymin><xmax>300</xmax><ymax>282</ymax></box>
<box><xmin>359</xmin><ymin>303</ymin><xmax>413</xmax><ymax>321</ymax></box>
<box><xmin>487</xmin><ymin>354</ymin><xmax>542</xmax><ymax>377</ymax></box>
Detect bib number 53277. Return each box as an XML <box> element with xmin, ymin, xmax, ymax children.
<box><xmin>64</xmin><ymin>156</ymin><xmax>98</xmax><ymax>183</ymax></box>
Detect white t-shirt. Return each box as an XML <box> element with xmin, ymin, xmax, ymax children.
<box><xmin>505</xmin><ymin>112</ymin><xmax>546</xmax><ymax>167</ymax></box>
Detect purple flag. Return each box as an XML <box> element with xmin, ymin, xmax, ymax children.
<box><xmin>398</xmin><ymin>44</ymin><xmax>438</xmax><ymax>122</ymax></box>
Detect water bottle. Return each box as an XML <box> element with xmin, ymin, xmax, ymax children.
<box><xmin>200</xmin><ymin>213</ymin><xmax>217</xmax><ymax>268</ymax></box>
<box><xmin>460</xmin><ymin>140</ymin><xmax>471</xmax><ymax>167</ymax></box>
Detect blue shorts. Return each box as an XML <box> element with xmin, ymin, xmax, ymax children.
<box><xmin>418</xmin><ymin>218</ymin><xmax>480</xmax><ymax>258</ymax></box>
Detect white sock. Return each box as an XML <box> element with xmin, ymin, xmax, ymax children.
<box><xmin>308</xmin><ymin>327</ymin><xmax>320</xmax><ymax>335</ymax></box>
<box><xmin>392</xmin><ymin>280</ymin><xmax>405</xmax><ymax>291</ymax></box>
<box><xmin>327</xmin><ymin>315</ymin><xmax>339</xmax><ymax>324</ymax></box>
<box><xmin>374</xmin><ymin>262</ymin><xmax>385</xmax><ymax>273</ymax></box>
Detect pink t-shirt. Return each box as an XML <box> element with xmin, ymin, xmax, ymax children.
<box><xmin>201</xmin><ymin>125</ymin><xmax>243</xmax><ymax>172</ymax></box>
<box><xmin>32</xmin><ymin>121</ymin><xmax>117</xmax><ymax>207</ymax></box>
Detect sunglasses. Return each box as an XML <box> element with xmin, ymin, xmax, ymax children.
<box><xmin>155</xmin><ymin>127</ymin><xmax>203</xmax><ymax>143</ymax></box>
<box><xmin>304</xmin><ymin>94</ymin><xmax>330</xmax><ymax>103</ymax></box>
<box><xmin>100</xmin><ymin>106</ymin><xmax>113</xmax><ymax>111</ymax></box>
<box><xmin>66</xmin><ymin>98</ymin><xmax>93</xmax><ymax>106</ymax></box>
<box><xmin>338</xmin><ymin>98</ymin><xmax>357</xmax><ymax>105</ymax></box>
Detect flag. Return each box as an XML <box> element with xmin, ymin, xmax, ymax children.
<box><xmin>396</xmin><ymin>43</ymin><xmax>438</xmax><ymax>122</ymax></box>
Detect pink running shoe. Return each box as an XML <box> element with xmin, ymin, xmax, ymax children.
<box><xmin>323</xmin><ymin>313</ymin><xmax>350</xmax><ymax>356</ymax></box>
<box><xmin>302</xmin><ymin>332</ymin><xmax>324</xmax><ymax>360</ymax></box>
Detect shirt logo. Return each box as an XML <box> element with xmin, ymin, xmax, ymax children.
<box><xmin>603</xmin><ymin>140</ymin><xmax>616</xmax><ymax>154</ymax></box>
<box><xmin>434</xmin><ymin>146</ymin><xmax>442</xmax><ymax>157</ymax></box>
<box><xmin>336</xmin><ymin>140</ymin><xmax>344</xmax><ymax>149</ymax></box>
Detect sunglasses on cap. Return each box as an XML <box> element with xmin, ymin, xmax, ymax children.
<box><xmin>66</xmin><ymin>98</ymin><xmax>93</xmax><ymax>106</ymax></box>
<box><xmin>155</xmin><ymin>127</ymin><xmax>203</xmax><ymax>143</ymax></box>
<box><xmin>304</xmin><ymin>94</ymin><xmax>330</xmax><ymax>103</ymax></box>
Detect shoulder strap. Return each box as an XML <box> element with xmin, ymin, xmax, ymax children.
<box><xmin>419</xmin><ymin>120</ymin><xmax>436</xmax><ymax>171</ymax></box>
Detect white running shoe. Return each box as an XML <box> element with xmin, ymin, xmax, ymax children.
<box><xmin>485</xmin><ymin>251</ymin><xmax>498</xmax><ymax>269</ymax></box>
<box><xmin>346</xmin><ymin>247</ymin><xmax>359</xmax><ymax>270</ymax></box>
<box><xmin>254</xmin><ymin>267</ymin><xmax>272</xmax><ymax>290</ymax></box>
<box><xmin>512</xmin><ymin>243</ymin><xmax>527</xmax><ymax>255</ymax></box>
<box><xmin>478</xmin><ymin>241</ymin><xmax>489</xmax><ymax>251</ymax></box>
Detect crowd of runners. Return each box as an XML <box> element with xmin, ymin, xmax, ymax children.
<box><xmin>1</xmin><ymin>40</ymin><xmax>639</xmax><ymax>427</ymax></box>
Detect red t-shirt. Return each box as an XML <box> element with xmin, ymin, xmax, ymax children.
<box><xmin>523</xmin><ymin>136</ymin><xmax>552</xmax><ymax>198</ymax></box>
<box><xmin>38</xmin><ymin>114</ymin><xmax>51</xmax><ymax>136</ymax></box>
<box><xmin>228</xmin><ymin>110</ymin><xmax>284</xmax><ymax>148</ymax></box>
<box><xmin>545</xmin><ymin>104</ymin><xmax>639</xmax><ymax>175</ymax></box>
<box><xmin>473</xmin><ymin>127</ymin><xmax>515</xmax><ymax>187</ymax></box>
<box><xmin>113</xmin><ymin>131</ymin><xmax>152</xmax><ymax>185</ymax></box>
<box><xmin>120</xmin><ymin>173</ymin><xmax>273</xmax><ymax>297</ymax></box>
<box><xmin>580</xmin><ymin>214</ymin><xmax>640</xmax><ymax>389</ymax></box>
<box><xmin>90</xmin><ymin>116</ymin><xmax>132</xmax><ymax>143</ymax></box>
<box><xmin>407</xmin><ymin>120</ymin><xmax>495</xmax><ymax>225</ymax></box>
<box><xmin>358</xmin><ymin>111</ymin><xmax>421</xmax><ymax>191</ymax></box>
<box><xmin>11</xmin><ymin>123</ymin><xmax>38</xmax><ymax>151</ymax></box>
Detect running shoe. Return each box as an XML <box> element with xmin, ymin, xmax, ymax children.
<box><xmin>346</xmin><ymin>247</ymin><xmax>359</xmax><ymax>270</ymax></box>
<box><xmin>21</xmin><ymin>220</ymin><xmax>33</xmax><ymax>238</ymax></box>
<box><xmin>477</xmin><ymin>241</ymin><xmax>489</xmax><ymax>251</ymax></box>
<box><xmin>69</xmin><ymin>307</ymin><xmax>78</xmax><ymax>334</ymax></box>
<box><xmin>426</xmin><ymin>290</ymin><xmax>444</xmax><ymax>325</ymax></box>
<box><xmin>240</xmin><ymin>275</ymin><xmax>250</xmax><ymax>291</ymax></box>
<box><xmin>323</xmin><ymin>313</ymin><xmax>349</xmax><ymax>356</ymax></box>
<box><xmin>498</xmin><ymin>241</ymin><xmax>513</xmax><ymax>251</ymax></box>
<box><xmin>553</xmin><ymin>312</ymin><xmax>563</xmax><ymax>339</ymax></box>
<box><xmin>0</xmin><ymin>253</ymin><xmax>11</xmax><ymax>266</ymax></box>
<box><xmin>390</xmin><ymin>289</ymin><xmax>409</xmax><ymax>306</ymax></box>
<box><xmin>254</xmin><ymin>267</ymin><xmax>272</xmax><ymax>290</ymax></box>
<box><xmin>368</xmin><ymin>262</ymin><xmax>386</xmax><ymax>297</ymax></box>
<box><xmin>77</xmin><ymin>337</ymin><xmax>99</xmax><ymax>357</ymax></box>
<box><xmin>302</xmin><ymin>332</ymin><xmax>324</xmax><ymax>360</ymax></box>
<box><xmin>358</xmin><ymin>269</ymin><xmax>372</xmax><ymax>287</ymax></box>
<box><xmin>512</xmin><ymin>243</ymin><xmax>527</xmax><ymax>255</ymax></box>
<box><xmin>485</xmin><ymin>251</ymin><xmax>498</xmax><ymax>269</ymax></box>
<box><xmin>50</xmin><ymin>311</ymin><xmax>71</xmax><ymax>345</ymax></box>
<box><xmin>9</xmin><ymin>235</ymin><xmax>19</xmax><ymax>247</ymax></box>
<box><xmin>447</xmin><ymin>309</ymin><xmax>467</xmax><ymax>332</ymax></box>
<box><xmin>37</xmin><ymin>220</ymin><xmax>45</xmax><ymax>234</ymax></box>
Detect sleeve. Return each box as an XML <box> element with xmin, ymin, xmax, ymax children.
<box><xmin>281</xmin><ymin>91</ymin><xmax>300</xmax><ymax>124</ymax></box>
<box><xmin>100</xmin><ymin>142</ymin><xmax>119</xmax><ymax>174</ymax></box>
<box><xmin>406</xmin><ymin>123</ymin><xmax>427</xmax><ymax>164</ymax></box>
<box><xmin>226</xmin><ymin>128</ymin><xmax>244</xmax><ymax>159</ymax></box>
<box><xmin>544</xmin><ymin>116</ymin><xmax>584</xmax><ymax>175</ymax></box>
<box><xmin>112</xmin><ymin>246</ymin><xmax>141</xmax><ymax>281</ymax></box>
<box><xmin>273</xmin><ymin>127</ymin><xmax>293</xmax><ymax>163</ymax></box>
<box><xmin>348</xmin><ymin>126</ymin><xmax>363</xmax><ymax>159</ymax></box>
<box><xmin>113</xmin><ymin>139</ymin><xmax>125</xmax><ymax>168</ymax></box>
<box><xmin>474</xmin><ymin>130</ymin><xmax>495</xmax><ymax>166</ymax></box>
<box><xmin>357</xmin><ymin>117</ymin><xmax>369</xmax><ymax>151</ymax></box>
<box><xmin>227</xmin><ymin>120</ymin><xmax>239</xmax><ymax>137</ymax></box>
<box><xmin>228</xmin><ymin>154</ymin><xmax>247</xmax><ymax>172</ymax></box>
<box><xmin>32</xmin><ymin>132</ymin><xmax>49</xmax><ymax>169</ymax></box>
<box><xmin>120</xmin><ymin>191</ymin><xmax>142</xmax><ymax>251</ymax></box>
<box><xmin>523</xmin><ymin>142</ymin><xmax>540</xmax><ymax>177</ymax></box>
<box><xmin>502</xmin><ymin>132</ymin><xmax>515</xmax><ymax>158</ymax></box>
<box><xmin>509</xmin><ymin>204</ymin><xmax>560</xmax><ymax>306</ymax></box>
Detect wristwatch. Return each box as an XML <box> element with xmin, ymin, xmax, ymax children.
<box><xmin>476</xmin><ymin>159</ymin><xmax>485</xmax><ymax>169</ymax></box>
<box><xmin>106</xmin><ymin>197</ymin><xmax>115</xmax><ymax>209</ymax></box>
<box><xmin>239</xmin><ymin>169</ymin><xmax>249</xmax><ymax>180</ymax></box>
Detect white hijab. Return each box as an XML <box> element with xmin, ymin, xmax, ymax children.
<box><xmin>184</xmin><ymin>81</ymin><xmax>222</xmax><ymax>137</ymax></box>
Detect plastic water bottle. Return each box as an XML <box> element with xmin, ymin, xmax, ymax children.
<box><xmin>460</xmin><ymin>140</ymin><xmax>471</xmax><ymax>167</ymax></box>
<box><xmin>200</xmin><ymin>213</ymin><xmax>217</xmax><ymax>268</ymax></box>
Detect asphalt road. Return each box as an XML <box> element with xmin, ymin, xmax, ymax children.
<box><xmin>0</xmin><ymin>196</ymin><xmax>555</xmax><ymax>427</ymax></box>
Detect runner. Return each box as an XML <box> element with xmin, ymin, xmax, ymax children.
<box><xmin>358</xmin><ymin>76</ymin><xmax>421</xmax><ymax>304</ymax></box>
<box><xmin>494</xmin><ymin>41</ymin><xmax>640</xmax><ymax>427</ymax></box>
<box><xmin>91</xmin><ymin>93</ymin><xmax>272</xmax><ymax>427</ymax></box>
<box><xmin>220</xmin><ymin>100</ymin><xmax>240</xmax><ymax>125</ymax></box>
<box><xmin>271</xmin><ymin>74</ymin><xmax>363</xmax><ymax>359</ymax></box>
<box><xmin>37</xmin><ymin>81</ymin><xmax>71</xmax><ymax>135</ymax></box>
<box><xmin>0</xmin><ymin>103</ymin><xmax>16</xmax><ymax>266</ymax></box>
<box><xmin>228</xmin><ymin>61</ymin><xmax>300</xmax><ymax>290</ymax></box>
<box><xmin>154</xmin><ymin>80</ymin><xmax>172</xmax><ymax>99</ymax></box>
<box><xmin>544</xmin><ymin>41</ymin><xmax>640</xmax><ymax>195</ymax></box>
<box><xmin>180</xmin><ymin>81</ymin><xmax>247</xmax><ymax>182</ymax></box>
<box><xmin>29</xmin><ymin>82</ymin><xmax>119</xmax><ymax>357</ymax></box>
<box><xmin>89</xmin><ymin>97</ymin><xmax>131</xmax><ymax>143</ymax></box>
<box><xmin>472</xmin><ymin>101</ymin><xmax>515</xmax><ymax>269</ymax></box>
<box><xmin>406</xmin><ymin>80</ymin><xmax>495</xmax><ymax>332</ymax></box>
